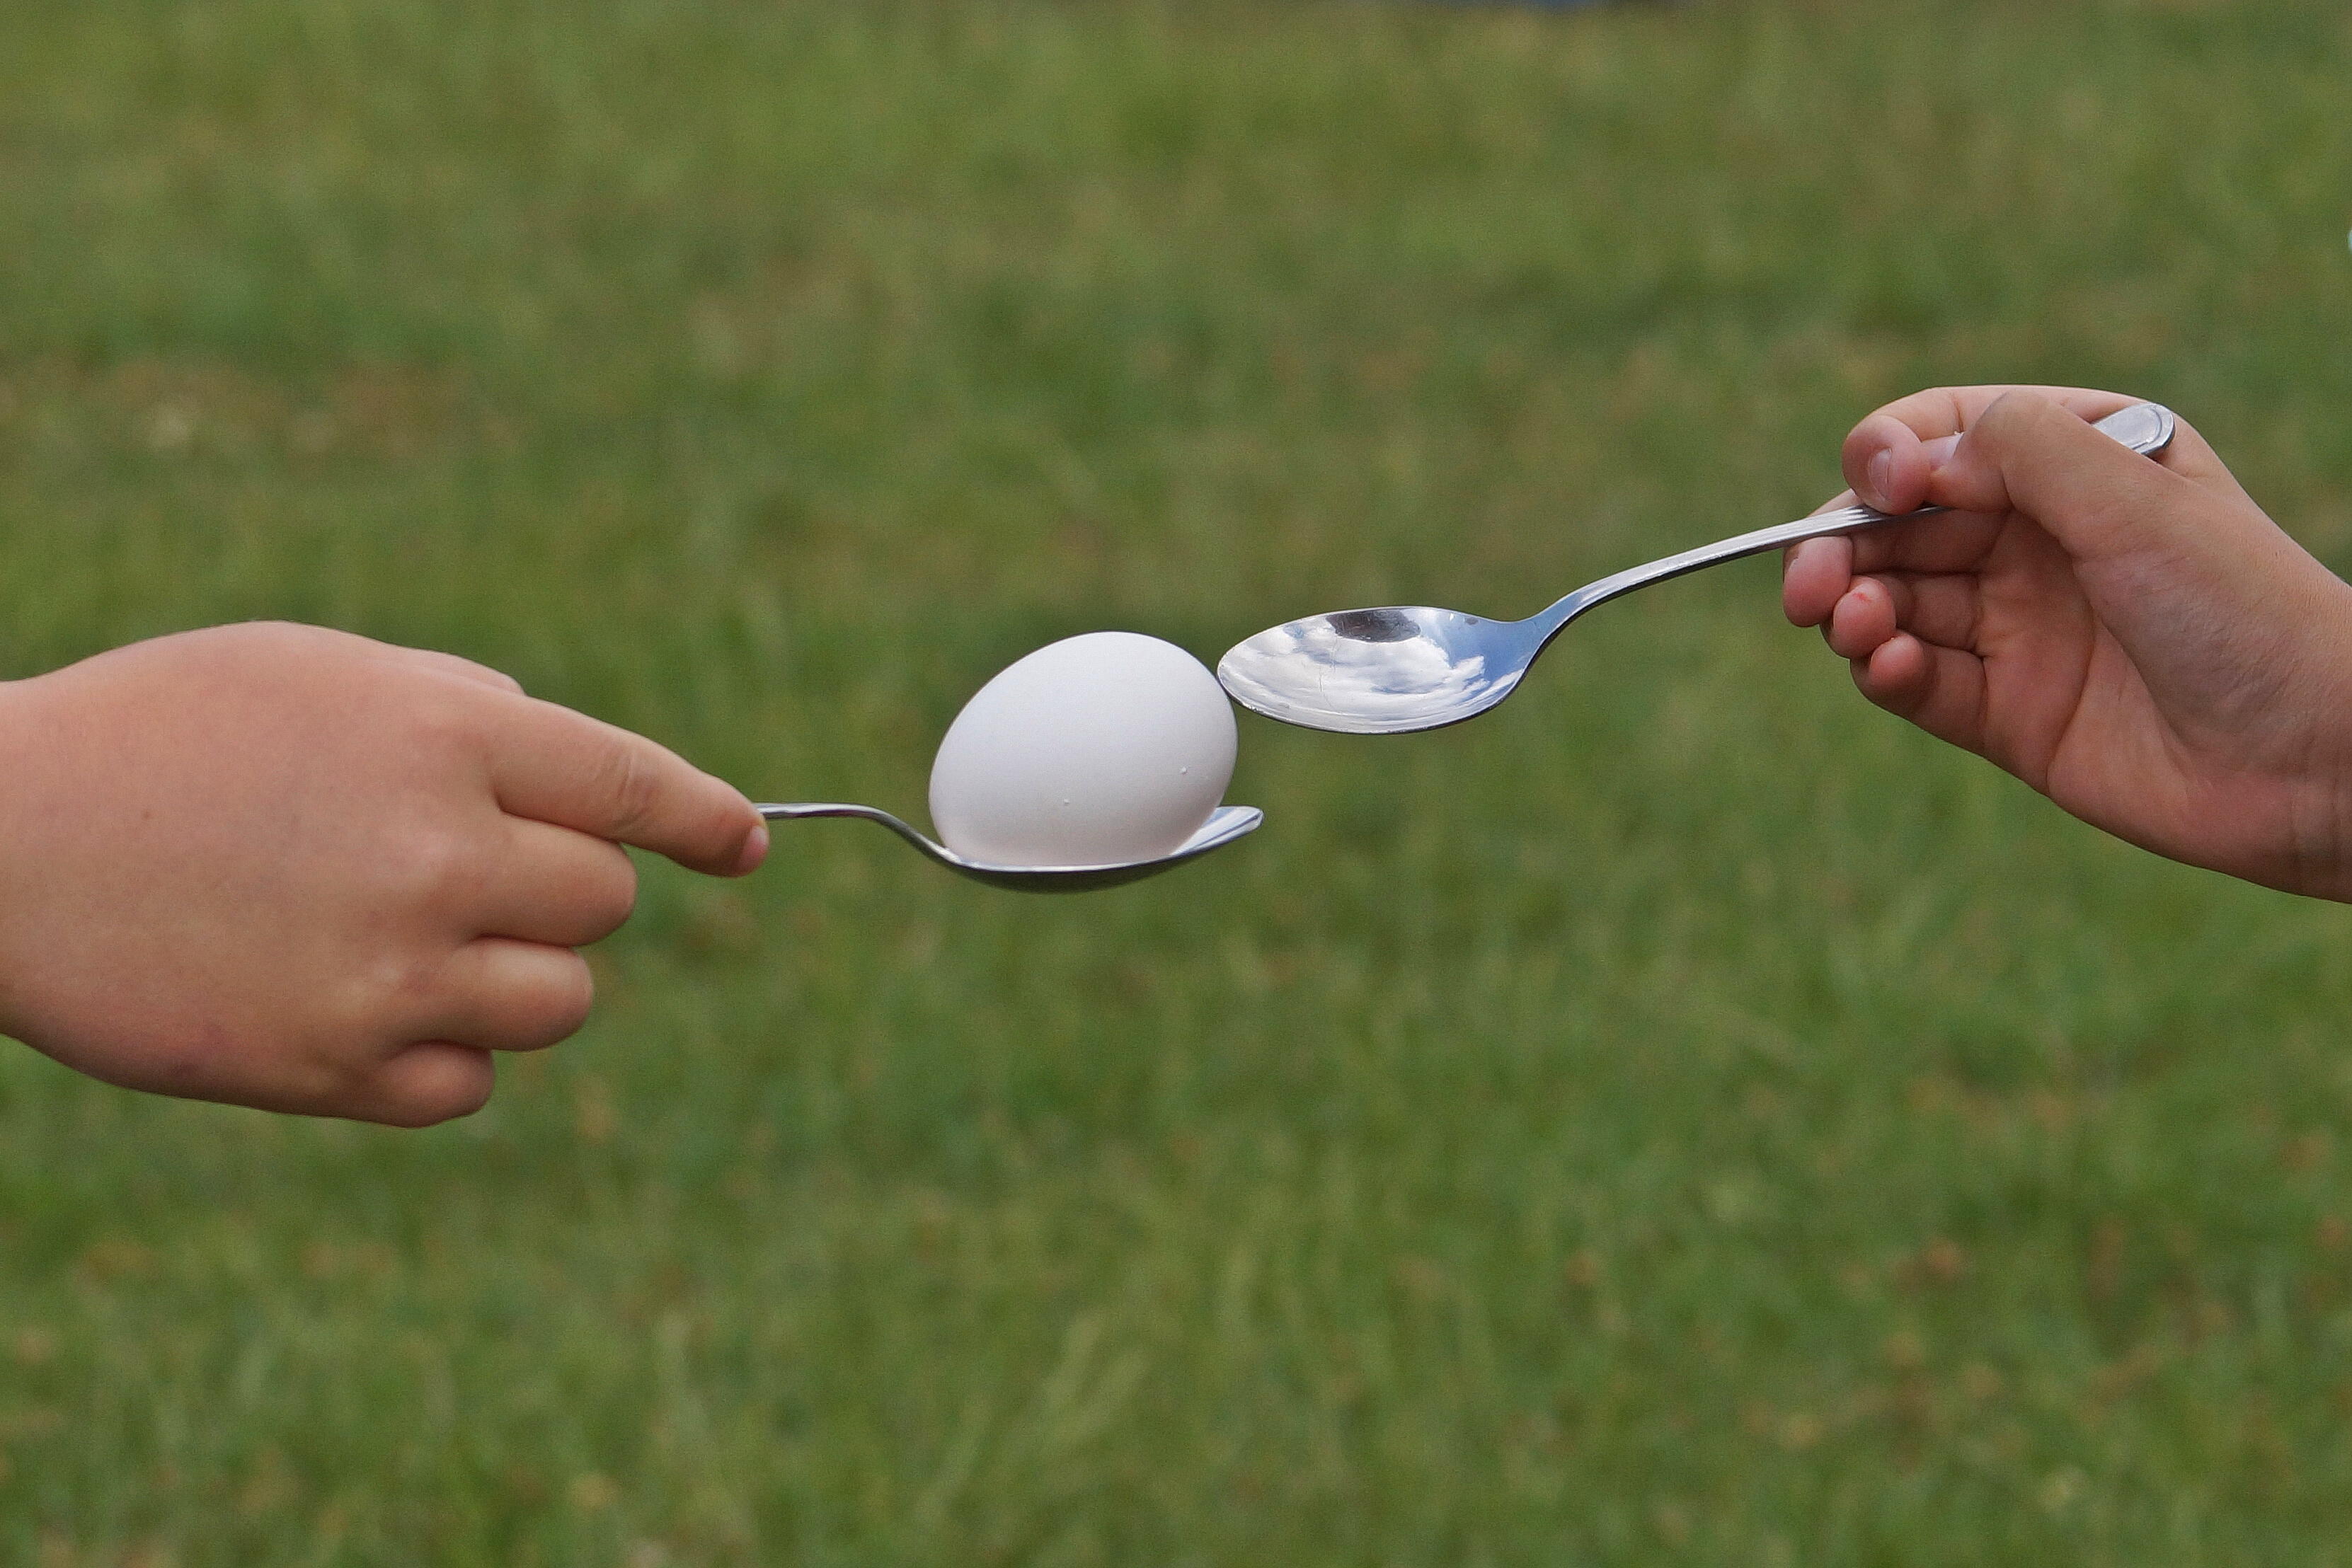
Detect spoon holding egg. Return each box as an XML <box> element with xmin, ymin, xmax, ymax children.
<box><xmin>757</xmin><ymin>632</ymin><xmax>1263</xmax><ymax>892</ymax></box>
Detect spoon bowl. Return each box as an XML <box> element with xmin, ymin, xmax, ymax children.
<box><xmin>1216</xmin><ymin>605</ymin><xmax>1545</xmax><ymax>736</ymax></box>
<box><xmin>756</xmin><ymin>802</ymin><xmax>1263</xmax><ymax>891</ymax></box>
<box><xmin>1220</xmin><ymin>402</ymin><xmax>2176</xmax><ymax>735</ymax></box>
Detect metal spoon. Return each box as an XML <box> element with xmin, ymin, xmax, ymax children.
<box><xmin>754</xmin><ymin>801</ymin><xmax>1263</xmax><ymax>892</ymax></box>
<box><xmin>1218</xmin><ymin>402</ymin><xmax>2177</xmax><ymax>736</ymax></box>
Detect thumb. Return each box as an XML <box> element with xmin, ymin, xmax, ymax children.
<box><xmin>1923</xmin><ymin>391</ymin><xmax>2202</xmax><ymax>565</ymax></box>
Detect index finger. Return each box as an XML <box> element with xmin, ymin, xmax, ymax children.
<box><xmin>1865</xmin><ymin>385</ymin><xmax>2142</xmax><ymax>444</ymax></box>
<box><xmin>481</xmin><ymin>693</ymin><xmax>765</xmax><ymax>876</ymax></box>
<box><xmin>1845</xmin><ymin>386</ymin><xmax>2142</xmax><ymax>512</ymax></box>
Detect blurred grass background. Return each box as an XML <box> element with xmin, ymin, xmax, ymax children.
<box><xmin>5</xmin><ymin>0</ymin><xmax>2352</xmax><ymax>1562</ymax></box>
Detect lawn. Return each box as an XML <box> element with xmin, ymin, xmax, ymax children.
<box><xmin>5</xmin><ymin>0</ymin><xmax>2352</xmax><ymax>1562</ymax></box>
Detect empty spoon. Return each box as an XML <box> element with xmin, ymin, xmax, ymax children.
<box><xmin>755</xmin><ymin>801</ymin><xmax>1263</xmax><ymax>892</ymax></box>
<box><xmin>1218</xmin><ymin>402</ymin><xmax>2176</xmax><ymax>735</ymax></box>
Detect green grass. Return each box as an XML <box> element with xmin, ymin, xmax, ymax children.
<box><xmin>6</xmin><ymin>0</ymin><xmax>2352</xmax><ymax>1561</ymax></box>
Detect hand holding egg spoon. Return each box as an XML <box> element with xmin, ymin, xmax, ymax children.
<box><xmin>758</xmin><ymin>633</ymin><xmax>1262</xmax><ymax>891</ymax></box>
<box><xmin>1218</xmin><ymin>402</ymin><xmax>2177</xmax><ymax>735</ymax></box>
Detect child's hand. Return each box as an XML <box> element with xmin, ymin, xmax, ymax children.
<box><xmin>1784</xmin><ymin>386</ymin><xmax>2352</xmax><ymax>900</ymax></box>
<box><xmin>0</xmin><ymin>622</ymin><xmax>767</xmax><ymax>1124</ymax></box>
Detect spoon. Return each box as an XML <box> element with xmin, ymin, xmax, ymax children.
<box><xmin>1218</xmin><ymin>402</ymin><xmax>2177</xmax><ymax>735</ymax></box>
<box><xmin>754</xmin><ymin>801</ymin><xmax>1264</xmax><ymax>892</ymax></box>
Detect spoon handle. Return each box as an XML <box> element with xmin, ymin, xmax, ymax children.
<box><xmin>757</xmin><ymin>801</ymin><xmax>963</xmax><ymax>865</ymax></box>
<box><xmin>1541</xmin><ymin>402</ymin><xmax>2176</xmax><ymax>633</ymax></box>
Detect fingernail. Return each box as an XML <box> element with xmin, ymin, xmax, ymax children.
<box><xmin>1865</xmin><ymin>449</ymin><xmax>1895</xmax><ymax>509</ymax></box>
<box><xmin>735</xmin><ymin>823</ymin><xmax>769</xmax><ymax>875</ymax></box>
<box><xmin>1922</xmin><ymin>433</ymin><xmax>1961</xmax><ymax>470</ymax></box>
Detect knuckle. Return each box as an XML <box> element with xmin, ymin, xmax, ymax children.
<box><xmin>552</xmin><ymin>960</ymin><xmax>597</xmax><ymax>1034</ymax></box>
<box><xmin>597</xmin><ymin>743</ymin><xmax>664</xmax><ymax>838</ymax></box>
<box><xmin>239</xmin><ymin>618</ymin><xmax>321</xmax><ymax>650</ymax></box>
<box><xmin>415</xmin><ymin>680</ymin><xmax>494</xmax><ymax>743</ymax></box>
<box><xmin>383</xmin><ymin>694</ymin><xmax>493</xmax><ymax>782</ymax></box>
<box><xmin>341</xmin><ymin>955</ymin><xmax>444</xmax><ymax>1051</ymax></box>
<box><xmin>397</xmin><ymin>826</ymin><xmax>485</xmax><ymax>911</ymax></box>
<box><xmin>443</xmin><ymin>653</ymin><xmax>525</xmax><ymax>695</ymax></box>
<box><xmin>583</xmin><ymin>848</ymin><xmax>640</xmax><ymax>936</ymax></box>
<box><xmin>525</xmin><ymin>956</ymin><xmax>596</xmax><ymax>1045</ymax></box>
<box><xmin>1974</xmin><ymin>388</ymin><xmax>2046</xmax><ymax>437</ymax></box>
<box><xmin>238</xmin><ymin>621</ymin><xmax>369</xmax><ymax>672</ymax></box>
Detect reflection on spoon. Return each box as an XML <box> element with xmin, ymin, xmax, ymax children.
<box><xmin>1218</xmin><ymin>606</ymin><xmax>1517</xmax><ymax>732</ymax></box>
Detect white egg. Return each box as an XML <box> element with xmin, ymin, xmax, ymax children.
<box><xmin>929</xmin><ymin>632</ymin><xmax>1237</xmax><ymax>868</ymax></box>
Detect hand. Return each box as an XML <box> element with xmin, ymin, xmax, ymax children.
<box><xmin>0</xmin><ymin>622</ymin><xmax>767</xmax><ymax>1124</ymax></box>
<box><xmin>1783</xmin><ymin>386</ymin><xmax>2352</xmax><ymax>900</ymax></box>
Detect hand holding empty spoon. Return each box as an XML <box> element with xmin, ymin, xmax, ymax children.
<box><xmin>1785</xmin><ymin>386</ymin><xmax>2352</xmax><ymax>901</ymax></box>
<box><xmin>1218</xmin><ymin>405</ymin><xmax>2174</xmax><ymax>734</ymax></box>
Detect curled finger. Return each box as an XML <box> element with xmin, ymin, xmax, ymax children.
<box><xmin>425</xmin><ymin>938</ymin><xmax>597</xmax><ymax>1054</ymax></box>
<box><xmin>1783</xmin><ymin>535</ymin><xmax>1854</xmax><ymax>627</ymax></box>
<box><xmin>366</xmin><ymin>1043</ymin><xmax>496</xmax><ymax>1128</ymax></box>
<box><xmin>1853</xmin><ymin>633</ymin><xmax>1990</xmax><ymax>756</ymax></box>
<box><xmin>1825</xmin><ymin>576</ymin><xmax>1903</xmax><ymax>661</ymax></box>
<box><xmin>472</xmin><ymin>819</ymin><xmax>639</xmax><ymax>948</ymax></box>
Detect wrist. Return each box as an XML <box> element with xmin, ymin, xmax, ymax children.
<box><xmin>0</xmin><ymin>675</ymin><xmax>40</xmax><ymax>1045</ymax></box>
<box><xmin>2288</xmin><ymin>579</ymin><xmax>2352</xmax><ymax>899</ymax></box>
